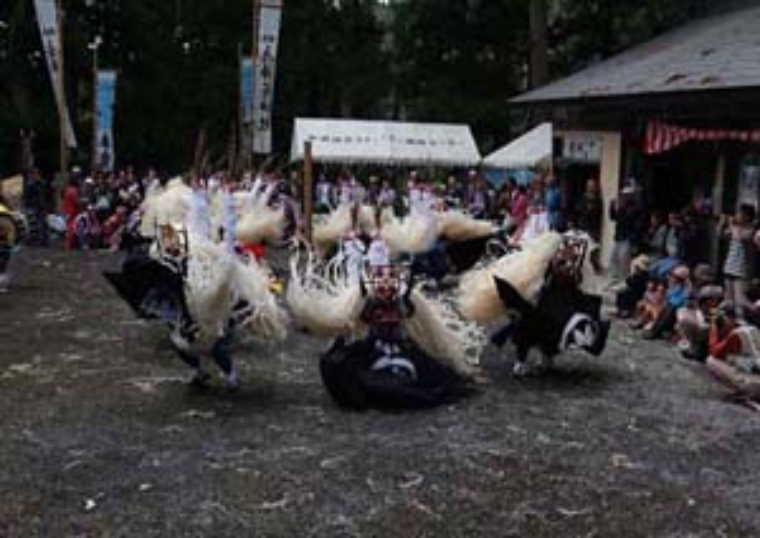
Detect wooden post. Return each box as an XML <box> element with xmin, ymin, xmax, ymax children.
<box><xmin>57</xmin><ymin>0</ymin><xmax>69</xmax><ymax>181</ymax></box>
<box><xmin>303</xmin><ymin>141</ymin><xmax>314</xmax><ymax>245</ymax></box>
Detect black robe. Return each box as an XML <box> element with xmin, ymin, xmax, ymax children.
<box><xmin>103</xmin><ymin>250</ymin><xmax>191</xmax><ymax>330</ymax></box>
<box><xmin>493</xmin><ymin>276</ymin><xmax>610</xmax><ymax>362</ymax></box>
<box><xmin>319</xmin><ymin>338</ymin><xmax>473</xmax><ymax>411</ymax></box>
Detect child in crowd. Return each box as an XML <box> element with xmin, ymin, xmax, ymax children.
<box><xmin>73</xmin><ymin>205</ymin><xmax>103</xmax><ymax>249</ymax></box>
<box><xmin>675</xmin><ymin>284</ymin><xmax>723</xmax><ymax>361</ymax></box>
<box><xmin>634</xmin><ymin>279</ymin><xmax>666</xmax><ymax>331</ymax></box>
<box><xmin>643</xmin><ymin>265</ymin><xmax>691</xmax><ymax>340</ymax></box>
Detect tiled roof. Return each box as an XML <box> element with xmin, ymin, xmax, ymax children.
<box><xmin>512</xmin><ymin>5</ymin><xmax>760</xmax><ymax>104</ymax></box>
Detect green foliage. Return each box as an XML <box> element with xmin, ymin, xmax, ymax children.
<box><xmin>392</xmin><ymin>0</ymin><xmax>530</xmax><ymax>150</ymax></box>
<box><xmin>0</xmin><ymin>0</ymin><xmax>716</xmax><ymax>176</ymax></box>
<box><xmin>548</xmin><ymin>0</ymin><xmax>705</xmax><ymax>75</ymax></box>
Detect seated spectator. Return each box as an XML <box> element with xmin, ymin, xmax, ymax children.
<box><xmin>72</xmin><ymin>205</ymin><xmax>103</xmax><ymax>250</ymax></box>
<box><xmin>706</xmin><ymin>306</ymin><xmax>760</xmax><ymax>404</ymax></box>
<box><xmin>103</xmin><ymin>206</ymin><xmax>128</xmax><ymax>251</ymax></box>
<box><xmin>615</xmin><ymin>255</ymin><xmax>651</xmax><ymax>318</ymax></box>
<box><xmin>644</xmin><ymin>265</ymin><xmax>691</xmax><ymax>340</ymax></box>
<box><xmin>633</xmin><ymin>279</ymin><xmax>666</xmax><ymax>331</ymax></box>
<box><xmin>675</xmin><ymin>284</ymin><xmax>723</xmax><ymax>361</ymax></box>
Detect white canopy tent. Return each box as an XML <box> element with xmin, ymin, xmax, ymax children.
<box><xmin>482</xmin><ymin>123</ymin><xmax>553</xmax><ymax>169</ymax></box>
<box><xmin>290</xmin><ymin>118</ymin><xmax>481</xmax><ymax>167</ymax></box>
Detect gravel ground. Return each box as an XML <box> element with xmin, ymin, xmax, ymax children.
<box><xmin>1</xmin><ymin>247</ymin><xmax>759</xmax><ymax>537</ymax></box>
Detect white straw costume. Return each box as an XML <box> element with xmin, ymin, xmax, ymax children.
<box><xmin>313</xmin><ymin>204</ymin><xmax>354</xmax><ymax>254</ymax></box>
<box><xmin>380</xmin><ymin>211</ymin><xmax>440</xmax><ymax>257</ymax></box>
<box><xmin>436</xmin><ymin>210</ymin><xmax>495</xmax><ymax>242</ymax></box>
<box><xmin>286</xmin><ymin>251</ymin><xmax>365</xmax><ymax>338</ymax></box>
<box><xmin>403</xmin><ymin>290</ymin><xmax>485</xmax><ymax>378</ymax></box>
<box><xmin>230</xmin><ymin>256</ymin><xmax>289</xmax><ymax>342</ymax></box>
<box><xmin>287</xmin><ymin>249</ymin><xmax>484</xmax><ymax>381</ymax></box>
<box><xmin>313</xmin><ymin>204</ymin><xmax>395</xmax><ymax>255</ymax></box>
<box><xmin>236</xmin><ymin>180</ymin><xmax>285</xmax><ymax>245</ymax></box>
<box><xmin>139</xmin><ymin>177</ymin><xmax>192</xmax><ymax>238</ymax></box>
<box><xmin>458</xmin><ymin>232</ymin><xmax>562</xmax><ymax>323</ymax></box>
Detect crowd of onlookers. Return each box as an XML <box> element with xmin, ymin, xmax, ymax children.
<box><xmin>613</xmin><ymin>199</ymin><xmax>760</xmax><ymax>401</ymax></box>
<box><xmin>9</xmin><ymin>162</ymin><xmax>760</xmax><ymax>398</ymax></box>
<box><xmin>20</xmin><ymin>166</ymin><xmax>152</xmax><ymax>251</ymax></box>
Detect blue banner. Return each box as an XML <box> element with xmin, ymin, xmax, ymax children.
<box><xmin>95</xmin><ymin>70</ymin><xmax>117</xmax><ymax>171</ymax></box>
<box><xmin>241</xmin><ymin>57</ymin><xmax>254</xmax><ymax>124</ymax></box>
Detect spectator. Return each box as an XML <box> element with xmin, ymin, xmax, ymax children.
<box><xmin>633</xmin><ymin>278</ymin><xmax>666</xmax><ymax>331</ymax></box>
<box><xmin>62</xmin><ymin>178</ymin><xmax>81</xmax><ymax>250</ymax></box>
<box><xmin>575</xmin><ymin>179</ymin><xmax>603</xmax><ymax>241</ymax></box>
<box><xmin>650</xmin><ymin>212</ymin><xmax>686</xmax><ymax>280</ymax></box>
<box><xmin>609</xmin><ymin>181</ymin><xmax>642</xmax><ymax>281</ymax></box>
<box><xmin>378</xmin><ymin>179</ymin><xmax>396</xmax><ymax>209</ymax></box>
<box><xmin>615</xmin><ymin>255</ymin><xmax>651</xmax><ymax>318</ymax></box>
<box><xmin>676</xmin><ymin>284</ymin><xmax>723</xmax><ymax>361</ymax></box>
<box><xmin>544</xmin><ymin>175</ymin><xmax>563</xmax><ymax>231</ymax></box>
<box><xmin>315</xmin><ymin>175</ymin><xmax>333</xmax><ymax>213</ymax></box>
<box><xmin>720</xmin><ymin>204</ymin><xmax>757</xmax><ymax>320</ymax></box>
<box><xmin>644</xmin><ymin>265</ymin><xmax>691</xmax><ymax>340</ymax></box>
<box><xmin>509</xmin><ymin>185</ymin><xmax>529</xmax><ymax>233</ymax></box>
<box><xmin>23</xmin><ymin>168</ymin><xmax>50</xmax><ymax>246</ymax></box>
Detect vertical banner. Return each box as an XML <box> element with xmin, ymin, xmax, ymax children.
<box><xmin>241</xmin><ymin>56</ymin><xmax>255</xmax><ymax>124</ymax></box>
<box><xmin>253</xmin><ymin>0</ymin><xmax>283</xmax><ymax>155</ymax></box>
<box><xmin>95</xmin><ymin>70</ymin><xmax>117</xmax><ymax>172</ymax></box>
<box><xmin>33</xmin><ymin>0</ymin><xmax>77</xmax><ymax>149</ymax></box>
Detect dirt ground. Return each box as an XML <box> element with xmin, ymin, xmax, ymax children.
<box><xmin>1</xmin><ymin>247</ymin><xmax>760</xmax><ymax>537</ymax></box>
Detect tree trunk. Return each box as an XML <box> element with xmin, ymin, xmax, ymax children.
<box><xmin>529</xmin><ymin>0</ymin><xmax>549</xmax><ymax>89</ymax></box>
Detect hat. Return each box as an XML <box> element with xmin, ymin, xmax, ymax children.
<box><xmin>672</xmin><ymin>265</ymin><xmax>690</xmax><ymax>280</ymax></box>
<box><xmin>631</xmin><ymin>254</ymin><xmax>651</xmax><ymax>273</ymax></box>
<box><xmin>692</xmin><ymin>263</ymin><xmax>715</xmax><ymax>285</ymax></box>
<box><xmin>698</xmin><ymin>285</ymin><xmax>724</xmax><ymax>301</ymax></box>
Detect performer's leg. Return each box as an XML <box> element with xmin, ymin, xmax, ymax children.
<box><xmin>211</xmin><ymin>330</ymin><xmax>238</xmax><ymax>388</ymax></box>
<box><xmin>169</xmin><ymin>330</ymin><xmax>209</xmax><ymax>386</ymax></box>
<box><xmin>512</xmin><ymin>344</ymin><xmax>531</xmax><ymax>377</ymax></box>
<box><xmin>490</xmin><ymin>323</ymin><xmax>514</xmax><ymax>348</ymax></box>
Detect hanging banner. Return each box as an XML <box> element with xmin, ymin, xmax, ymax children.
<box><xmin>644</xmin><ymin>120</ymin><xmax>760</xmax><ymax>155</ymax></box>
<box><xmin>95</xmin><ymin>70</ymin><xmax>117</xmax><ymax>172</ymax></box>
<box><xmin>33</xmin><ymin>0</ymin><xmax>77</xmax><ymax>149</ymax></box>
<box><xmin>241</xmin><ymin>57</ymin><xmax>255</xmax><ymax>124</ymax></box>
<box><xmin>252</xmin><ymin>0</ymin><xmax>283</xmax><ymax>155</ymax></box>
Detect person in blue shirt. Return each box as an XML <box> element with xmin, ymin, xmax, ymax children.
<box><xmin>544</xmin><ymin>175</ymin><xmax>563</xmax><ymax>231</ymax></box>
<box><xmin>644</xmin><ymin>265</ymin><xmax>691</xmax><ymax>340</ymax></box>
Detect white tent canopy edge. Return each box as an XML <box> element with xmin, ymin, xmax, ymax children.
<box><xmin>482</xmin><ymin>123</ymin><xmax>553</xmax><ymax>169</ymax></box>
<box><xmin>290</xmin><ymin>118</ymin><xmax>481</xmax><ymax>167</ymax></box>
